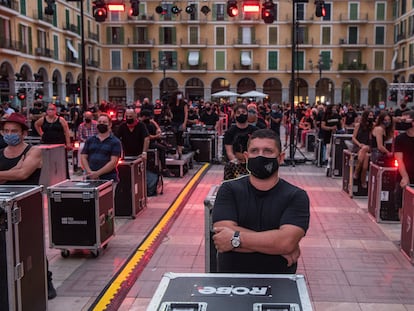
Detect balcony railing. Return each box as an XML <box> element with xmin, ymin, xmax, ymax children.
<box><xmin>127</xmin><ymin>38</ymin><xmax>154</xmax><ymax>45</ymax></box>
<box><xmin>87</xmin><ymin>31</ymin><xmax>99</xmax><ymax>42</ymax></box>
<box><xmin>180</xmin><ymin>62</ymin><xmax>208</xmax><ymax>70</ymax></box>
<box><xmin>86</xmin><ymin>59</ymin><xmax>100</xmax><ymax>68</ymax></box>
<box><xmin>0</xmin><ymin>37</ymin><xmax>20</xmax><ymax>51</ymax></box>
<box><xmin>127</xmin><ymin>63</ymin><xmax>153</xmax><ymax>70</ymax></box>
<box><xmin>0</xmin><ymin>0</ymin><xmax>18</xmax><ymax>11</ymax></box>
<box><xmin>338</xmin><ymin>63</ymin><xmax>367</xmax><ymax>71</ymax></box>
<box><xmin>233</xmin><ymin>63</ymin><xmax>260</xmax><ymax>71</ymax></box>
<box><xmin>35</xmin><ymin>47</ymin><xmax>53</xmax><ymax>58</ymax></box>
<box><xmin>63</xmin><ymin>24</ymin><xmax>80</xmax><ymax>35</ymax></box>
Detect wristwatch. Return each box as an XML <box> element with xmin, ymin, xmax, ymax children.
<box><xmin>231</xmin><ymin>231</ymin><xmax>241</xmax><ymax>248</ymax></box>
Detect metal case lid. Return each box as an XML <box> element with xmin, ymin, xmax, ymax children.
<box><xmin>47</xmin><ymin>179</ymin><xmax>113</xmax><ymax>191</ymax></box>
<box><xmin>0</xmin><ymin>185</ymin><xmax>43</xmax><ymax>201</ymax></box>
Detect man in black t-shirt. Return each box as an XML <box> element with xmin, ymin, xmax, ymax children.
<box><xmin>223</xmin><ymin>103</ymin><xmax>258</xmax><ymax>162</ymax></box>
<box><xmin>200</xmin><ymin>102</ymin><xmax>219</xmax><ymax>129</ymax></box>
<box><xmin>213</xmin><ymin>129</ymin><xmax>310</xmax><ymax>274</ymax></box>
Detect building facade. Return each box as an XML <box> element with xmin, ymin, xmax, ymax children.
<box><xmin>0</xmin><ymin>0</ymin><xmax>412</xmax><ymax>110</ymax></box>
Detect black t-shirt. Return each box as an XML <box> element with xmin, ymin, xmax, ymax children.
<box><xmin>344</xmin><ymin>110</ymin><xmax>358</xmax><ymax>126</ymax></box>
<box><xmin>224</xmin><ymin>124</ymin><xmax>258</xmax><ymax>151</ymax></box>
<box><xmin>212</xmin><ymin>176</ymin><xmax>310</xmax><ymax>274</ymax></box>
<box><xmin>394</xmin><ymin>132</ymin><xmax>414</xmax><ymax>183</ymax></box>
<box><xmin>270</xmin><ymin>110</ymin><xmax>283</xmax><ymax>132</ymax></box>
<box><xmin>116</xmin><ymin>122</ymin><xmax>149</xmax><ymax>156</ymax></box>
<box><xmin>200</xmin><ymin>112</ymin><xmax>219</xmax><ymax>126</ymax></box>
<box><xmin>321</xmin><ymin>112</ymin><xmax>342</xmax><ymax>143</ymax></box>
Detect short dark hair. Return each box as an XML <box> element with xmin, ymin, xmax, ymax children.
<box><xmin>233</xmin><ymin>103</ymin><xmax>247</xmax><ymax>113</ymax></box>
<box><xmin>247</xmin><ymin>129</ymin><xmax>281</xmax><ymax>152</ymax></box>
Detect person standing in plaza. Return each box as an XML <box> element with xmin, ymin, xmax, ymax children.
<box><xmin>168</xmin><ymin>91</ymin><xmax>188</xmax><ymax>160</ymax></box>
<box><xmin>213</xmin><ymin>129</ymin><xmax>310</xmax><ymax>274</ymax></box>
<box><xmin>76</xmin><ymin>111</ymin><xmax>98</xmax><ymax>172</ymax></box>
<box><xmin>394</xmin><ymin>110</ymin><xmax>414</xmax><ymax>219</ymax></box>
<box><xmin>224</xmin><ymin>103</ymin><xmax>258</xmax><ymax>162</ymax></box>
<box><xmin>370</xmin><ymin>111</ymin><xmax>395</xmax><ymax>165</ymax></box>
<box><xmin>269</xmin><ymin>104</ymin><xmax>283</xmax><ymax>137</ymax></box>
<box><xmin>199</xmin><ymin>101</ymin><xmax>219</xmax><ymax>129</ymax></box>
<box><xmin>80</xmin><ymin>113</ymin><xmax>122</xmax><ymax>182</ymax></box>
<box><xmin>0</xmin><ymin>113</ymin><xmax>57</xmax><ymax>299</ymax></box>
<box><xmin>116</xmin><ymin>108</ymin><xmax>149</xmax><ymax>158</ymax></box>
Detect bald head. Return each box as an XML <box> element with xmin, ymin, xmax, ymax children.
<box><xmin>125</xmin><ymin>109</ymin><xmax>137</xmax><ymax>120</ymax></box>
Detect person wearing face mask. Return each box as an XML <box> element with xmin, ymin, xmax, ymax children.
<box><xmin>116</xmin><ymin>109</ymin><xmax>149</xmax><ymax>158</ymax></box>
<box><xmin>351</xmin><ymin>109</ymin><xmax>375</xmax><ymax>188</ymax></box>
<box><xmin>212</xmin><ymin>129</ymin><xmax>310</xmax><ymax>274</ymax></box>
<box><xmin>394</xmin><ymin>101</ymin><xmax>412</xmax><ymax>131</ymax></box>
<box><xmin>270</xmin><ymin>104</ymin><xmax>283</xmax><ymax>137</ymax></box>
<box><xmin>200</xmin><ymin>102</ymin><xmax>219</xmax><ymax>129</ymax></box>
<box><xmin>80</xmin><ymin>113</ymin><xmax>122</xmax><ymax>182</ymax></box>
<box><xmin>223</xmin><ymin>104</ymin><xmax>258</xmax><ymax>162</ymax></box>
<box><xmin>370</xmin><ymin>111</ymin><xmax>395</xmax><ymax>165</ymax></box>
<box><xmin>76</xmin><ymin>111</ymin><xmax>98</xmax><ymax>173</ymax></box>
<box><xmin>0</xmin><ymin>113</ymin><xmax>57</xmax><ymax>299</ymax></box>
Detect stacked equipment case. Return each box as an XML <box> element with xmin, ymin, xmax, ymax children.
<box><xmin>47</xmin><ymin>180</ymin><xmax>114</xmax><ymax>257</ymax></box>
<box><xmin>147</xmin><ymin>272</ymin><xmax>313</xmax><ymax>311</ymax></box>
<box><xmin>0</xmin><ymin>185</ymin><xmax>47</xmax><ymax>311</ymax></box>
<box><xmin>342</xmin><ymin>150</ymin><xmax>368</xmax><ymax>197</ymax></box>
<box><xmin>401</xmin><ymin>185</ymin><xmax>414</xmax><ymax>264</ymax></box>
<box><xmin>367</xmin><ymin>163</ymin><xmax>400</xmax><ymax>223</ymax></box>
<box><xmin>115</xmin><ymin>156</ymin><xmax>147</xmax><ymax>218</ymax></box>
<box><xmin>204</xmin><ymin>184</ymin><xmax>220</xmax><ymax>273</ymax></box>
<box><xmin>329</xmin><ymin>134</ymin><xmax>353</xmax><ymax>178</ymax></box>
<box><xmin>188</xmin><ymin>128</ymin><xmax>217</xmax><ymax>162</ymax></box>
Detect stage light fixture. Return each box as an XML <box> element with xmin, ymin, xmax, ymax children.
<box><xmin>200</xmin><ymin>5</ymin><xmax>211</xmax><ymax>15</ymax></box>
<box><xmin>227</xmin><ymin>0</ymin><xmax>238</xmax><ymax>17</ymax></box>
<box><xmin>185</xmin><ymin>4</ymin><xmax>195</xmax><ymax>14</ymax></box>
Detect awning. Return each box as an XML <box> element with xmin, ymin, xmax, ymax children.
<box><xmin>241</xmin><ymin>51</ymin><xmax>251</xmax><ymax>66</ymax></box>
<box><xmin>391</xmin><ymin>49</ymin><xmax>398</xmax><ymax>70</ymax></box>
<box><xmin>67</xmin><ymin>40</ymin><xmax>79</xmax><ymax>59</ymax></box>
<box><xmin>188</xmin><ymin>51</ymin><xmax>199</xmax><ymax>66</ymax></box>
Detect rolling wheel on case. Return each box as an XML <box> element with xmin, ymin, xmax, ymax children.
<box><xmin>61</xmin><ymin>249</ymin><xmax>70</xmax><ymax>258</ymax></box>
<box><xmin>91</xmin><ymin>249</ymin><xmax>100</xmax><ymax>258</ymax></box>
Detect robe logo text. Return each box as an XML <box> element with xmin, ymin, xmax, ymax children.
<box><xmin>196</xmin><ymin>286</ymin><xmax>271</xmax><ymax>297</ymax></box>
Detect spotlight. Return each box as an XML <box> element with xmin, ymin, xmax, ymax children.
<box><xmin>227</xmin><ymin>0</ymin><xmax>238</xmax><ymax>17</ymax></box>
<box><xmin>155</xmin><ymin>5</ymin><xmax>167</xmax><ymax>14</ymax></box>
<box><xmin>200</xmin><ymin>5</ymin><xmax>211</xmax><ymax>15</ymax></box>
<box><xmin>171</xmin><ymin>5</ymin><xmax>182</xmax><ymax>14</ymax></box>
<box><xmin>185</xmin><ymin>4</ymin><xmax>195</xmax><ymax>14</ymax></box>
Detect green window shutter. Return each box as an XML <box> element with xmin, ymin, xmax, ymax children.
<box><xmin>120</xmin><ymin>28</ymin><xmax>125</xmax><ymax>44</ymax></box>
<box><xmin>133</xmin><ymin>27</ymin><xmax>138</xmax><ymax>43</ymax></box>
<box><xmin>21</xmin><ymin>0</ymin><xmax>26</xmax><ymax>15</ymax></box>
<box><xmin>53</xmin><ymin>4</ymin><xmax>57</xmax><ymax>26</ymax></box>
<box><xmin>172</xmin><ymin>51</ymin><xmax>177</xmax><ymax>69</ymax></box>
<box><xmin>409</xmin><ymin>44</ymin><xmax>414</xmax><ymax>66</ymax></box>
<box><xmin>172</xmin><ymin>27</ymin><xmax>176</xmax><ymax>45</ymax></box>
<box><xmin>376</xmin><ymin>3</ymin><xmax>385</xmax><ymax>21</ymax></box>
<box><xmin>159</xmin><ymin>28</ymin><xmax>164</xmax><ymax>44</ymax></box>
<box><xmin>375</xmin><ymin>27</ymin><xmax>384</xmax><ymax>44</ymax></box>
<box><xmin>190</xmin><ymin>27</ymin><xmax>198</xmax><ymax>44</ymax></box>
<box><xmin>251</xmin><ymin>28</ymin><xmax>255</xmax><ymax>43</ymax></box>
<box><xmin>28</xmin><ymin>27</ymin><xmax>32</xmax><ymax>54</ymax></box>
<box><xmin>53</xmin><ymin>35</ymin><xmax>58</xmax><ymax>59</ymax></box>
<box><xmin>132</xmin><ymin>51</ymin><xmax>138</xmax><ymax>68</ymax></box>
<box><xmin>37</xmin><ymin>0</ymin><xmax>43</xmax><ymax>19</ymax></box>
<box><xmin>349</xmin><ymin>27</ymin><xmax>358</xmax><ymax>44</ymax></box>
<box><xmin>216</xmin><ymin>51</ymin><xmax>225</xmax><ymax>70</ymax></box>
<box><xmin>294</xmin><ymin>51</ymin><xmax>304</xmax><ymax>70</ymax></box>
<box><xmin>77</xmin><ymin>15</ymin><xmax>81</xmax><ymax>35</ymax></box>
<box><xmin>268</xmin><ymin>51</ymin><xmax>278</xmax><ymax>70</ymax></box>
<box><xmin>269</xmin><ymin>27</ymin><xmax>277</xmax><ymax>45</ymax></box>
<box><xmin>321</xmin><ymin>51</ymin><xmax>331</xmax><ymax>70</ymax></box>
<box><xmin>139</xmin><ymin>3</ymin><xmax>145</xmax><ymax>14</ymax></box>
<box><xmin>349</xmin><ymin>3</ymin><xmax>358</xmax><ymax>20</ymax></box>
<box><xmin>238</xmin><ymin>28</ymin><xmax>242</xmax><ymax>44</ymax></box>
<box><xmin>212</xmin><ymin>5</ymin><xmax>217</xmax><ymax>20</ymax></box>
<box><xmin>216</xmin><ymin>27</ymin><xmax>224</xmax><ymax>45</ymax></box>
<box><xmin>322</xmin><ymin>27</ymin><xmax>330</xmax><ymax>45</ymax></box>
<box><xmin>146</xmin><ymin>52</ymin><xmax>151</xmax><ymax>69</ymax></box>
<box><xmin>107</xmin><ymin>28</ymin><xmax>111</xmax><ymax>44</ymax></box>
<box><xmin>374</xmin><ymin>51</ymin><xmax>384</xmax><ymax>70</ymax></box>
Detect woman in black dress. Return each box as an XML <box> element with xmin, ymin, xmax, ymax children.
<box><xmin>168</xmin><ymin>91</ymin><xmax>188</xmax><ymax>159</ymax></box>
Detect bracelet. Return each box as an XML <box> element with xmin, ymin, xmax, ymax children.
<box><xmin>142</xmin><ymin>152</ymin><xmax>147</xmax><ymax>155</ymax></box>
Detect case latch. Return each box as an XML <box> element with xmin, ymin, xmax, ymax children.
<box><xmin>82</xmin><ymin>191</ymin><xmax>94</xmax><ymax>201</ymax></box>
<box><xmin>52</xmin><ymin>191</ymin><xmax>62</xmax><ymax>202</ymax></box>
<box><xmin>15</xmin><ymin>262</ymin><xmax>24</xmax><ymax>280</ymax></box>
<box><xmin>11</xmin><ymin>203</ymin><xmax>21</xmax><ymax>225</ymax></box>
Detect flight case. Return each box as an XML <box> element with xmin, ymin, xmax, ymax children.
<box><xmin>0</xmin><ymin>185</ymin><xmax>47</xmax><ymax>311</ymax></box>
<box><xmin>38</xmin><ymin>144</ymin><xmax>67</xmax><ymax>189</ymax></box>
<box><xmin>115</xmin><ymin>156</ymin><xmax>147</xmax><ymax>218</ymax></box>
<box><xmin>367</xmin><ymin>163</ymin><xmax>399</xmax><ymax>223</ymax></box>
<box><xmin>342</xmin><ymin>150</ymin><xmax>368</xmax><ymax>198</ymax></box>
<box><xmin>329</xmin><ymin>134</ymin><xmax>353</xmax><ymax>178</ymax></box>
<box><xmin>401</xmin><ymin>185</ymin><xmax>414</xmax><ymax>264</ymax></box>
<box><xmin>188</xmin><ymin>129</ymin><xmax>217</xmax><ymax>162</ymax></box>
<box><xmin>47</xmin><ymin>180</ymin><xmax>114</xmax><ymax>257</ymax></box>
<box><xmin>204</xmin><ymin>184</ymin><xmax>220</xmax><ymax>273</ymax></box>
<box><xmin>147</xmin><ymin>272</ymin><xmax>313</xmax><ymax>311</ymax></box>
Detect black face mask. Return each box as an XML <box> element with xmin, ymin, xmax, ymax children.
<box><xmin>401</xmin><ymin>104</ymin><xmax>407</xmax><ymax>109</ymax></box>
<box><xmin>236</xmin><ymin>113</ymin><xmax>248</xmax><ymax>123</ymax></box>
<box><xmin>97</xmin><ymin>124</ymin><xmax>108</xmax><ymax>133</ymax></box>
<box><xmin>143</xmin><ymin>119</ymin><xmax>150</xmax><ymax>124</ymax></box>
<box><xmin>247</xmin><ymin>156</ymin><xmax>279</xmax><ymax>179</ymax></box>
<box><xmin>85</xmin><ymin>118</ymin><xmax>92</xmax><ymax>123</ymax></box>
<box><xmin>126</xmin><ymin>118</ymin><xmax>135</xmax><ymax>124</ymax></box>
<box><xmin>206</xmin><ymin>107</ymin><xmax>211</xmax><ymax>112</ymax></box>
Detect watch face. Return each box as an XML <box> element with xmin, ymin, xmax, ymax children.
<box><xmin>231</xmin><ymin>237</ymin><xmax>240</xmax><ymax>248</ymax></box>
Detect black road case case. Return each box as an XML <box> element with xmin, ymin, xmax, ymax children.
<box><xmin>204</xmin><ymin>184</ymin><xmax>220</xmax><ymax>273</ymax></box>
<box><xmin>47</xmin><ymin>180</ymin><xmax>114</xmax><ymax>257</ymax></box>
<box><xmin>401</xmin><ymin>185</ymin><xmax>414</xmax><ymax>264</ymax></box>
<box><xmin>329</xmin><ymin>134</ymin><xmax>353</xmax><ymax>178</ymax></box>
<box><xmin>367</xmin><ymin>163</ymin><xmax>399</xmax><ymax>223</ymax></box>
<box><xmin>342</xmin><ymin>150</ymin><xmax>368</xmax><ymax>198</ymax></box>
<box><xmin>0</xmin><ymin>185</ymin><xmax>47</xmax><ymax>311</ymax></box>
<box><xmin>147</xmin><ymin>272</ymin><xmax>313</xmax><ymax>311</ymax></box>
<box><xmin>115</xmin><ymin>156</ymin><xmax>147</xmax><ymax>218</ymax></box>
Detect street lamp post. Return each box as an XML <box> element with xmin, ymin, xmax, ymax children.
<box><xmin>153</xmin><ymin>53</ymin><xmax>169</xmax><ymax>102</ymax></box>
<box><xmin>80</xmin><ymin>0</ymin><xmax>87</xmax><ymax>112</ymax></box>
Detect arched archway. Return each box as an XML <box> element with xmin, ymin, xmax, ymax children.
<box><xmin>211</xmin><ymin>77</ymin><xmax>231</xmax><ymax>95</ymax></box>
<box><xmin>368</xmin><ymin>78</ymin><xmax>387</xmax><ymax>107</ymax></box>
<box><xmin>185</xmin><ymin>77</ymin><xmax>204</xmax><ymax>101</ymax></box>
<box><xmin>263</xmin><ymin>78</ymin><xmax>282</xmax><ymax>104</ymax></box>
<box><xmin>316</xmin><ymin>78</ymin><xmax>334</xmax><ymax>105</ymax></box>
<box><xmin>134</xmin><ymin>78</ymin><xmax>152</xmax><ymax>101</ymax></box>
<box><xmin>236</xmin><ymin>78</ymin><xmax>256</xmax><ymax>94</ymax></box>
<box><xmin>342</xmin><ymin>78</ymin><xmax>361</xmax><ymax>106</ymax></box>
<box><xmin>290</xmin><ymin>78</ymin><xmax>308</xmax><ymax>104</ymax></box>
<box><xmin>108</xmin><ymin>77</ymin><xmax>127</xmax><ymax>105</ymax></box>
<box><xmin>0</xmin><ymin>61</ymin><xmax>14</xmax><ymax>101</ymax></box>
<box><xmin>159</xmin><ymin>77</ymin><xmax>178</xmax><ymax>96</ymax></box>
